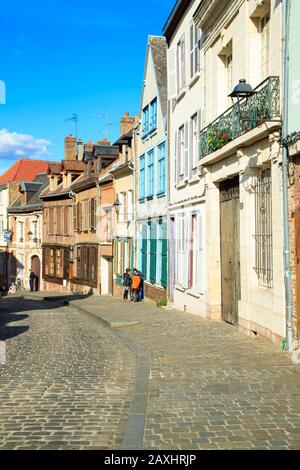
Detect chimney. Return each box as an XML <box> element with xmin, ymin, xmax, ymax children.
<box><xmin>120</xmin><ymin>112</ymin><xmax>135</xmax><ymax>136</ymax></box>
<box><xmin>64</xmin><ymin>134</ymin><xmax>77</xmax><ymax>161</ymax></box>
<box><xmin>84</xmin><ymin>140</ymin><xmax>94</xmax><ymax>153</ymax></box>
<box><xmin>77</xmin><ymin>139</ymin><xmax>83</xmax><ymax>161</ymax></box>
<box><xmin>96</xmin><ymin>138</ymin><xmax>111</xmax><ymax>146</ymax></box>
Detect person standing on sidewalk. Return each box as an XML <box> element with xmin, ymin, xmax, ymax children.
<box><xmin>29</xmin><ymin>270</ymin><xmax>36</xmax><ymax>292</ymax></box>
<box><xmin>131</xmin><ymin>269</ymin><xmax>141</xmax><ymax>302</ymax></box>
<box><xmin>122</xmin><ymin>268</ymin><xmax>132</xmax><ymax>302</ymax></box>
<box><xmin>137</xmin><ymin>270</ymin><xmax>144</xmax><ymax>302</ymax></box>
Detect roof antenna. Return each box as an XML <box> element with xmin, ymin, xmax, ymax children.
<box><xmin>93</xmin><ymin>113</ymin><xmax>115</xmax><ymax>140</ymax></box>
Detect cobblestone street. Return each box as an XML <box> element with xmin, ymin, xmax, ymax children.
<box><xmin>0</xmin><ymin>294</ymin><xmax>300</xmax><ymax>450</ymax></box>
<box><xmin>0</xmin><ymin>297</ymin><xmax>136</xmax><ymax>450</ymax></box>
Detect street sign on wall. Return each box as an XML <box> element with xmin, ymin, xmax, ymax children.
<box><xmin>3</xmin><ymin>230</ymin><xmax>12</xmax><ymax>244</ymax></box>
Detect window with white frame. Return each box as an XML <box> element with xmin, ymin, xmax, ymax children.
<box><xmin>147</xmin><ymin>150</ymin><xmax>155</xmax><ymax>197</ymax></box>
<box><xmin>118</xmin><ymin>192</ymin><xmax>126</xmax><ymax>223</ymax></box>
<box><xmin>157</xmin><ymin>142</ymin><xmax>166</xmax><ymax>195</ymax></box>
<box><xmin>127</xmin><ymin>190</ymin><xmax>133</xmax><ymax>221</ymax></box>
<box><xmin>17</xmin><ymin>253</ymin><xmax>24</xmax><ymax>279</ymax></box>
<box><xmin>190</xmin><ymin>114</ymin><xmax>198</xmax><ymax>175</ymax></box>
<box><xmin>190</xmin><ymin>22</ymin><xmax>200</xmax><ymax>79</ymax></box>
<box><xmin>260</xmin><ymin>12</ymin><xmax>270</xmax><ymax>80</ymax></box>
<box><xmin>177</xmin><ymin>35</ymin><xmax>186</xmax><ymax>93</ymax></box>
<box><xmin>178</xmin><ymin>125</ymin><xmax>185</xmax><ymax>180</ymax></box>
<box><xmin>176</xmin><ymin>213</ymin><xmax>187</xmax><ymax>287</ymax></box>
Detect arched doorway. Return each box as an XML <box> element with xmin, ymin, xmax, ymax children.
<box><xmin>31</xmin><ymin>256</ymin><xmax>41</xmax><ymax>292</ymax></box>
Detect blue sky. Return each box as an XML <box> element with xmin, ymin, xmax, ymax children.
<box><xmin>0</xmin><ymin>0</ymin><xmax>175</xmax><ymax>174</ymax></box>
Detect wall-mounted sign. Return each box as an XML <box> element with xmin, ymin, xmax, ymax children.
<box><xmin>3</xmin><ymin>230</ymin><xmax>12</xmax><ymax>243</ymax></box>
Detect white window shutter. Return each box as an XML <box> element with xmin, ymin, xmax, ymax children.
<box><xmin>197</xmin><ymin>213</ymin><xmax>204</xmax><ymax>294</ymax></box>
<box><xmin>167</xmin><ymin>46</ymin><xmax>177</xmax><ymax>100</ymax></box>
<box><xmin>184</xmin><ymin>122</ymin><xmax>189</xmax><ymax>179</ymax></box>
<box><xmin>198</xmin><ymin>109</ymin><xmax>202</xmax><ymax>160</ymax></box>
<box><xmin>181</xmin><ymin>35</ymin><xmax>186</xmax><ymax>88</ymax></box>
<box><xmin>174</xmin><ymin>131</ymin><xmax>178</xmax><ymax>185</ymax></box>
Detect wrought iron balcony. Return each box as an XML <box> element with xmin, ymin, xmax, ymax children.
<box><xmin>199</xmin><ymin>76</ymin><xmax>280</xmax><ymax>159</ymax></box>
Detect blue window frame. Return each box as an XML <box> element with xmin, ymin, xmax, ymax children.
<box><xmin>157</xmin><ymin>142</ymin><xmax>166</xmax><ymax>195</ymax></box>
<box><xmin>142</xmin><ymin>106</ymin><xmax>149</xmax><ymax>137</ymax></box>
<box><xmin>139</xmin><ymin>155</ymin><xmax>146</xmax><ymax>201</ymax></box>
<box><xmin>149</xmin><ymin>98</ymin><xmax>157</xmax><ymax>132</ymax></box>
<box><xmin>147</xmin><ymin>150</ymin><xmax>154</xmax><ymax>198</ymax></box>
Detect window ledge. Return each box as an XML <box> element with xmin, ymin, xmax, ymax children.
<box><xmin>176</xmin><ymin>87</ymin><xmax>187</xmax><ymax>103</ymax></box>
<box><xmin>176</xmin><ymin>180</ymin><xmax>188</xmax><ymax>189</ymax></box>
<box><xmin>157</xmin><ymin>191</ymin><xmax>166</xmax><ymax>198</ymax></box>
<box><xmin>175</xmin><ymin>284</ymin><xmax>186</xmax><ymax>293</ymax></box>
<box><xmin>189</xmin><ymin>72</ymin><xmax>200</xmax><ymax>89</ymax></box>
<box><xmin>186</xmin><ymin>289</ymin><xmax>201</xmax><ymax>299</ymax></box>
<box><xmin>189</xmin><ymin>174</ymin><xmax>200</xmax><ymax>185</ymax></box>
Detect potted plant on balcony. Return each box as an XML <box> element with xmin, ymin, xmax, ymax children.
<box><xmin>207</xmin><ymin>128</ymin><xmax>232</xmax><ymax>152</ymax></box>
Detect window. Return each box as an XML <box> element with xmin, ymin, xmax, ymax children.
<box><xmin>32</xmin><ymin>221</ymin><xmax>38</xmax><ymax>243</ymax></box>
<box><xmin>176</xmin><ymin>214</ymin><xmax>187</xmax><ymax>287</ymax></box>
<box><xmin>76</xmin><ymin>246</ymin><xmax>97</xmax><ymax>285</ymax></box>
<box><xmin>260</xmin><ymin>13</ymin><xmax>270</xmax><ymax>79</ymax></box>
<box><xmin>254</xmin><ymin>168</ymin><xmax>273</xmax><ymax>288</ymax></box>
<box><xmin>139</xmin><ymin>155</ymin><xmax>146</xmax><ymax>201</ymax></box>
<box><xmin>149</xmin><ymin>98</ymin><xmax>157</xmax><ymax>132</ymax></box>
<box><xmin>105</xmin><ymin>210</ymin><xmax>112</xmax><ymax>242</ymax></box>
<box><xmin>142</xmin><ymin>106</ymin><xmax>149</xmax><ymax>136</ymax></box>
<box><xmin>190</xmin><ymin>114</ymin><xmax>198</xmax><ymax>175</ymax></box>
<box><xmin>147</xmin><ymin>150</ymin><xmax>155</xmax><ymax>198</ymax></box>
<box><xmin>18</xmin><ymin>221</ymin><xmax>24</xmax><ymax>242</ymax></box>
<box><xmin>190</xmin><ymin>22</ymin><xmax>200</xmax><ymax>79</ymax></box>
<box><xmin>178</xmin><ymin>125</ymin><xmax>185</xmax><ymax>181</ymax></box>
<box><xmin>127</xmin><ymin>190</ymin><xmax>133</xmax><ymax>221</ymax></box>
<box><xmin>157</xmin><ymin>142</ymin><xmax>166</xmax><ymax>195</ymax></box>
<box><xmin>49</xmin><ymin>208</ymin><xmax>54</xmax><ymax>234</ymax></box>
<box><xmin>64</xmin><ymin>207</ymin><xmax>69</xmax><ymax>235</ymax></box>
<box><xmin>177</xmin><ymin>35</ymin><xmax>186</xmax><ymax>93</ymax></box>
<box><xmin>90</xmin><ymin>199</ymin><xmax>96</xmax><ymax>231</ymax></box>
<box><xmin>118</xmin><ymin>193</ymin><xmax>126</xmax><ymax>223</ymax></box>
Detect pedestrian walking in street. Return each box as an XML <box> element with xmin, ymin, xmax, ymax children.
<box><xmin>29</xmin><ymin>270</ymin><xmax>36</xmax><ymax>292</ymax></box>
<box><xmin>131</xmin><ymin>269</ymin><xmax>141</xmax><ymax>302</ymax></box>
<box><xmin>122</xmin><ymin>268</ymin><xmax>132</xmax><ymax>302</ymax></box>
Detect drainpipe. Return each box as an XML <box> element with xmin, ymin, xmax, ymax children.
<box><xmin>130</xmin><ymin>124</ymin><xmax>138</xmax><ymax>269</ymax></box>
<box><xmin>282</xmin><ymin>0</ymin><xmax>294</xmax><ymax>351</ymax></box>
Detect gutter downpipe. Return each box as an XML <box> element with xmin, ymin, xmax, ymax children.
<box><xmin>282</xmin><ymin>0</ymin><xmax>294</xmax><ymax>351</ymax></box>
<box><xmin>130</xmin><ymin>124</ymin><xmax>138</xmax><ymax>270</ymax></box>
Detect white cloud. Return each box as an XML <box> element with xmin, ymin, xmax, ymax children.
<box><xmin>0</xmin><ymin>129</ymin><xmax>51</xmax><ymax>161</ymax></box>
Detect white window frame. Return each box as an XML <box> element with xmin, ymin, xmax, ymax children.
<box><xmin>177</xmin><ymin>35</ymin><xmax>186</xmax><ymax>93</ymax></box>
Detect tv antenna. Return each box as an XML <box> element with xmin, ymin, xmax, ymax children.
<box><xmin>93</xmin><ymin>113</ymin><xmax>114</xmax><ymax>140</ymax></box>
<box><xmin>66</xmin><ymin>114</ymin><xmax>79</xmax><ymax>141</ymax></box>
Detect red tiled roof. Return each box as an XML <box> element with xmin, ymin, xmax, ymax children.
<box><xmin>0</xmin><ymin>159</ymin><xmax>52</xmax><ymax>185</ymax></box>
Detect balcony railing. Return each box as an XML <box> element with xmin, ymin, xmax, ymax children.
<box><xmin>199</xmin><ymin>76</ymin><xmax>280</xmax><ymax>159</ymax></box>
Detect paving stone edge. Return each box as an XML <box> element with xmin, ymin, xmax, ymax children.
<box><xmin>69</xmin><ymin>299</ymin><xmax>150</xmax><ymax>451</ymax></box>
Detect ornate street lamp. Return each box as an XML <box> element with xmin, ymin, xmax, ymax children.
<box><xmin>229</xmin><ymin>79</ymin><xmax>256</xmax><ymax>101</ymax></box>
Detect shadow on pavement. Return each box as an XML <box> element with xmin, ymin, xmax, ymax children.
<box><xmin>0</xmin><ymin>294</ymin><xmax>88</xmax><ymax>341</ymax></box>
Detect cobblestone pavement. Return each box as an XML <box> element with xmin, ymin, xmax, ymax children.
<box><xmin>1</xmin><ymin>294</ymin><xmax>300</xmax><ymax>451</ymax></box>
<box><xmin>0</xmin><ymin>297</ymin><xmax>136</xmax><ymax>450</ymax></box>
<box><xmin>120</xmin><ymin>309</ymin><xmax>300</xmax><ymax>450</ymax></box>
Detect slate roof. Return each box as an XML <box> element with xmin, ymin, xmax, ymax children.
<box><xmin>8</xmin><ymin>174</ymin><xmax>49</xmax><ymax>213</ymax></box>
<box><xmin>149</xmin><ymin>36</ymin><xmax>168</xmax><ymax>122</ymax></box>
<box><xmin>0</xmin><ymin>159</ymin><xmax>52</xmax><ymax>185</ymax></box>
<box><xmin>113</xmin><ymin>130</ymin><xmax>133</xmax><ymax>146</ymax></box>
<box><xmin>93</xmin><ymin>145</ymin><xmax>119</xmax><ymax>158</ymax></box>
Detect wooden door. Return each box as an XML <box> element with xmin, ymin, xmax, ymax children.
<box><xmin>220</xmin><ymin>177</ymin><xmax>241</xmax><ymax>326</ymax></box>
<box><xmin>31</xmin><ymin>256</ymin><xmax>41</xmax><ymax>291</ymax></box>
<box><xmin>295</xmin><ymin>209</ymin><xmax>300</xmax><ymax>340</ymax></box>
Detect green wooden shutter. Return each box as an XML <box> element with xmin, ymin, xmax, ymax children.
<box><xmin>150</xmin><ymin>222</ymin><xmax>157</xmax><ymax>284</ymax></box>
<box><xmin>161</xmin><ymin>221</ymin><xmax>168</xmax><ymax>289</ymax></box>
<box><xmin>142</xmin><ymin>224</ymin><xmax>148</xmax><ymax>278</ymax></box>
